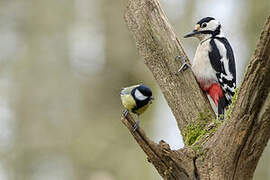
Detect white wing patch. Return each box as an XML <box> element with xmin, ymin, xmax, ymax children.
<box><xmin>215</xmin><ymin>39</ymin><xmax>234</xmax><ymax>81</ymax></box>
<box><xmin>220</xmin><ymin>73</ymin><xmax>233</xmax><ymax>81</ymax></box>
<box><xmin>134</xmin><ymin>89</ymin><xmax>148</xmax><ymax>101</ymax></box>
<box><xmin>215</xmin><ymin>39</ymin><xmax>236</xmax><ymax>101</ymax></box>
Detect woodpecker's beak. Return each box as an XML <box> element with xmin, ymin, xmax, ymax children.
<box><xmin>184</xmin><ymin>30</ymin><xmax>201</xmax><ymax>38</ymax></box>
<box><xmin>184</xmin><ymin>25</ymin><xmax>201</xmax><ymax>38</ymax></box>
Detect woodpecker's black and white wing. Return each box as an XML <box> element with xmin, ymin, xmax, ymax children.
<box><xmin>208</xmin><ymin>37</ymin><xmax>236</xmax><ymax>106</ymax></box>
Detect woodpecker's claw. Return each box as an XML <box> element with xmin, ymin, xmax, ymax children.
<box><xmin>123</xmin><ymin>109</ymin><xmax>129</xmax><ymax>117</ymax></box>
<box><xmin>178</xmin><ymin>63</ymin><xmax>190</xmax><ymax>72</ymax></box>
<box><xmin>175</xmin><ymin>55</ymin><xmax>190</xmax><ymax>73</ymax></box>
<box><xmin>217</xmin><ymin>114</ymin><xmax>224</xmax><ymax>121</ymax></box>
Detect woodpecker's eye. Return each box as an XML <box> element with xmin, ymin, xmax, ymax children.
<box><xmin>201</xmin><ymin>23</ymin><xmax>207</xmax><ymax>28</ymax></box>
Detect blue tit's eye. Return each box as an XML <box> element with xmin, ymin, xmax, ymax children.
<box><xmin>201</xmin><ymin>23</ymin><xmax>207</xmax><ymax>28</ymax></box>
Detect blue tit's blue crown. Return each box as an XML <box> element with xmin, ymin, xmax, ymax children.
<box><xmin>137</xmin><ymin>84</ymin><xmax>152</xmax><ymax>97</ymax></box>
<box><xmin>130</xmin><ymin>84</ymin><xmax>153</xmax><ymax>111</ymax></box>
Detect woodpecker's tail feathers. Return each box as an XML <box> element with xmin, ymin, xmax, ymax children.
<box><xmin>217</xmin><ymin>96</ymin><xmax>227</xmax><ymax>120</ymax></box>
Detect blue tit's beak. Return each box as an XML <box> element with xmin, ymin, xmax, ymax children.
<box><xmin>149</xmin><ymin>96</ymin><xmax>154</xmax><ymax>104</ymax></box>
<box><xmin>184</xmin><ymin>30</ymin><xmax>201</xmax><ymax>38</ymax></box>
<box><xmin>120</xmin><ymin>88</ymin><xmax>124</xmax><ymax>95</ymax></box>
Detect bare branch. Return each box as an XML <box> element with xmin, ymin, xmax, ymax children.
<box><xmin>228</xmin><ymin>15</ymin><xmax>270</xmax><ymax>179</ymax></box>
<box><xmin>121</xmin><ymin>113</ymin><xmax>196</xmax><ymax>179</ymax></box>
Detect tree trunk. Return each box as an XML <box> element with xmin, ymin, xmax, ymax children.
<box><xmin>121</xmin><ymin>0</ymin><xmax>270</xmax><ymax>179</ymax></box>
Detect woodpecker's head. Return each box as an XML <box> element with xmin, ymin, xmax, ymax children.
<box><xmin>184</xmin><ymin>17</ymin><xmax>222</xmax><ymax>41</ymax></box>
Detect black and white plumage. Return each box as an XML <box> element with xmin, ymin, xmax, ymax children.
<box><xmin>183</xmin><ymin>17</ymin><xmax>236</xmax><ymax>118</ymax></box>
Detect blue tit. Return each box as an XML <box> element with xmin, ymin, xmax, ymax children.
<box><xmin>120</xmin><ymin>84</ymin><xmax>154</xmax><ymax>131</ymax></box>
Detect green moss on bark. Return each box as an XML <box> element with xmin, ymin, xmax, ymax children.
<box><xmin>184</xmin><ymin>109</ymin><xmax>223</xmax><ymax>146</ymax></box>
<box><xmin>184</xmin><ymin>123</ymin><xmax>207</xmax><ymax>146</ymax></box>
<box><xmin>184</xmin><ymin>110</ymin><xmax>212</xmax><ymax>145</ymax></box>
<box><xmin>225</xmin><ymin>88</ymin><xmax>238</xmax><ymax>120</ymax></box>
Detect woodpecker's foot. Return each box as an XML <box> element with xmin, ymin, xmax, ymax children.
<box><xmin>217</xmin><ymin>114</ymin><xmax>224</xmax><ymax>121</ymax></box>
<box><xmin>175</xmin><ymin>55</ymin><xmax>190</xmax><ymax>73</ymax></box>
<box><xmin>133</xmin><ymin>120</ymin><xmax>140</xmax><ymax>132</ymax></box>
<box><xmin>123</xmin><ymin>109</ymin><xmax>129</xmax><ymax>117</ymax></box>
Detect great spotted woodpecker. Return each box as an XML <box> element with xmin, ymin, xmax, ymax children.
<box><xmin>180</xmin><ymin>17</ymin><xmax>236</xmax><ymax>118</ymax></box>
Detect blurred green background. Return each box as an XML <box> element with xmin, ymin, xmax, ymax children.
<box><xmin>0</xmin><ymin>0</ymin><xmax>269</xmax><ymax>179</ymax></box>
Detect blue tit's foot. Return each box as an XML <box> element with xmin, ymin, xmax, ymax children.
<box><xmin>133</xmin><ymin>120</ymin><xmax>140</xmax><ymax>132</ymax></box>
<box><xmin>175</xmin><ymin>55</ymin><xmax>190</xmax><ymax>73</ymax></box>
<box><xmin>123</xmin><ymin>109</ymin><xmax>129</xmax><ymax>117</ymax></box>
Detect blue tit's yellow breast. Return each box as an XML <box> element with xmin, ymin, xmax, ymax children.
<box><xmin>133</xmin><ymin>103</ymin><xmax>150</xmax><ymax>115</ymax></box>
<box><xmin>121</xmin><ymin>94</ymin><xmax>136</xmax><ymax>111</ymax></box>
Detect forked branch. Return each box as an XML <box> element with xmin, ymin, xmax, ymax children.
<box><xmin>122</xmin><ymin>0</ymin><xmax>270</xmax><ymax>179</ymax></box>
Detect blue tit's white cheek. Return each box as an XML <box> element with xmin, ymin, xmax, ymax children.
<box><xmin>134</xmin><ymin>89</ymin><xmax>148</xmax><ymax>101</ymax></box>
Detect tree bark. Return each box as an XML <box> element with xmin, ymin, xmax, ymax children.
<box><xmin>124</xmin><ymin>0</ymin><xmax>215</xmax><ymax>137</ymax></box>
<box><xmin>122</xmin><ymin>0</ymin><xmax>270</xmax><ymax>179</ymax></box>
